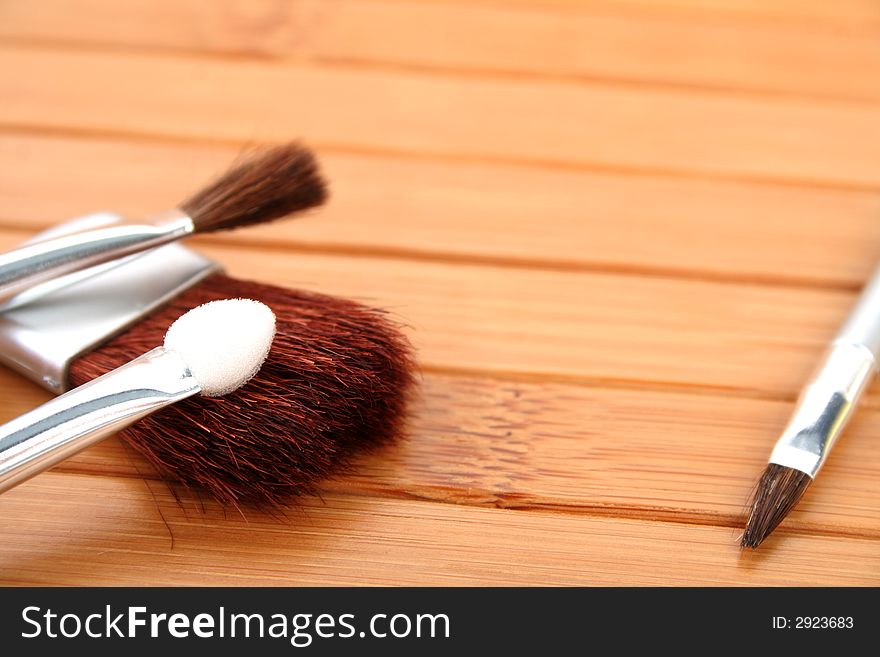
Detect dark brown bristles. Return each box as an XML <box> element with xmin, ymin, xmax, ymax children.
<box><xmin>180</xmin><ymin>143</ymin><xmax>328</xmax><ymax>233</ymax></box>
<box><xmin>741</xmin><ymin>463</ymin><xmax>812</xmax><ymax>549</ymax></box>
<box><xmin>70</xmin><ymin>274</ymin><xmax>414</xmax><ymax>507</ymax></box>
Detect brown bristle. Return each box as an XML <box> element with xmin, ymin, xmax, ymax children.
<box><xmin>69</xmin><ymin>274</ymin><xmax>414</xmax><ymax>507</ymax></box>
<box><xmin>741</xmin><ymin>463</ymin><xmax>812</xmax><ymax>549</ymax></box>
<box><xmin>180</xmin><ymin>143</ymin><xmax>328</xmax><ymax>233</ymax></box>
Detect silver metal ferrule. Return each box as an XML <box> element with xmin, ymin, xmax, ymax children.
<box><xmin>769</xmin><ymin>264</ymin><xmax>880</xmax><ymax>478</ymax></box>
<box><xmin>769</xmin><ymin>342</ymin><xmax>877</xmax><ymax>477</ymax></box>
<box><xmin>0</xmin><ymin>209</ymin><xmax>194</xmax><ymax>303</ymax></box>
<box><xmin>0</xmin><ymin>347</ymin><xmax>199</xmax><ymax>494</ymax></box>
<box><xmin>0</xmin><ymin>213</ymin><xmax>221</xmax><ymax>393</ymax></box>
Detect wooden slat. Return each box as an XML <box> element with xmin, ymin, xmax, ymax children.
<box><xmin>483</xmin><ymin>0</ymin><xmax>880</xmax><ymax>28</ymax></box>
<box><xmin>606</xmin><ymin>0</ymin><xmax>880</xmax><ymax>27</ymax></box>
<box><xmin>1</xmin><ymin>472</ymin><xmax>878</xmax><ymax>585</ymax></box>
<box><xmin>4</xmin><ymin>368</ymin><xmax>878</xmax><ymax>538</ymax></box>
<box><xmin>1</xmin><ymin>0</ymin><xmax>878</xmax><ymax>587</ymax></box>
<box><xmin>192</xmin><ymin>241</ymin><xmax>868</xmax><ymax>399</ymax></box>
<box><xmin>1</xmin><ymin>1</ymin><xmax>878</xmax><ymax>101</ymax></box>
<box><xmin>2</xmin><ymin>133</ymin><xmax>879</xmax><ymax>287</ymax></box>
<box><xmin>0</xmin><ymin>227</ymin><xmax>864</xmax><ymax>399</ymax></box>
<box><xmin>2</xmin><ymin>46</ymin><xmax>880</xmax><ymax>187</ymax></box>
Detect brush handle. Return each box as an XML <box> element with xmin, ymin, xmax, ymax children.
<box><xmin>0</xmin><ymin>211</ymin><xmax>193</xmax><ymax>304</ymax></box>
<box><xmin>770</xmin><ymin>264</ymin><xmax>880</xmax><ymax>477</ymax></box>
<box><xmin>0</xmin><ymin>347</ymin><xmax>198</xmax><ymax>494</ymax></box>
<box><xmin>836</xmin><ymin>264</ymin><xmax>880</xmax><ymax>358</ymax></box>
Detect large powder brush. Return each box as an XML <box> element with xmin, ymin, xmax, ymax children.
<box><xmin>69</xmin><ymin>274</ymin><xmax>415</xmax><ymax>507</ymax></box>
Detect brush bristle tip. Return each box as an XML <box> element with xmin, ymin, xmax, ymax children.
<box><xmin>181</xmin><ymin>142</ymin><xmax>328</xmax><ymax>233</ymax></box>
<box><xmin>741</xmin><ymin>463</ymin><xmax>812</xmax><ymax>549</ymax></box>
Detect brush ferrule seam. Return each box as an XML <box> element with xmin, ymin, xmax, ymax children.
<box><xmin>770</xmin><ymin>342</ymin><xmax>877</xmax><ymax>477</ymax></box>
<box><xmin>149</xmin><ymin>209</ymin><xmax>195</xmax><ymax>236</ymax></box>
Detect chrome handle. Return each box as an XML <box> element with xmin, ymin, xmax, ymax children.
<box><xmin>0</xmin><ymin>212</ymin><xmax>193</xmax><ymax>303</ymax></box>
<box><xmin>0</xmin><ymin>347</ymin><xmax>199</xmax><ymax>494</ymax></box>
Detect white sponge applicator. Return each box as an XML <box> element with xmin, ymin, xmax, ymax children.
<box><xmin>163</xmin><ymin>298</ymin><xmax>276</xmax><ymax>397</ymax></box>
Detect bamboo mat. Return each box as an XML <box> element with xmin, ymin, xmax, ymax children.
<box><xmin>1</xmin><ymin>0</ymin><xmax>879</xmax><ymax>586</ymax></box>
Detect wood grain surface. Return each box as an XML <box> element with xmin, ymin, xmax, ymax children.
<box><xmin>0</xmin><ymin>0</ymin><xmax>878</xmax><ymax>586</ymax></box>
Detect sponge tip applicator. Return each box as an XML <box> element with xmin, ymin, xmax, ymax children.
<box><xmin>163</xmin><ymin>298</ymin><xmax>276</xmax><ymax>397</ymax></box>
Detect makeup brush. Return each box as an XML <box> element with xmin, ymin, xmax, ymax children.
<box><xmin>0</xmin><ymin>299</ymin><xmax>276</xmax><ymax>494</ymax></box>
<box><xmin>742</xmin><ymin>265</ymin><xmax>880</xmax><ymax>548</ymax></box>
<box><xmin>0</xmin><ymin>218</ymin><xmax>415</xmax><ymax>506</ymax></box>
<box><xmin>0</xmin><ymin>142</ymin><xmax>327</xmax><ymax>303</ymax></box>
<box><xmin>69</xmin><ymin>273</ymin><xmax>416</xmax><ymax>507</ymax></box>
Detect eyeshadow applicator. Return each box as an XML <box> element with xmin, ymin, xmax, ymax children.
<box><xmin>0</xmin><ymin>299</ymin><xmax>275</xmax><ymax>494</ymax></box>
